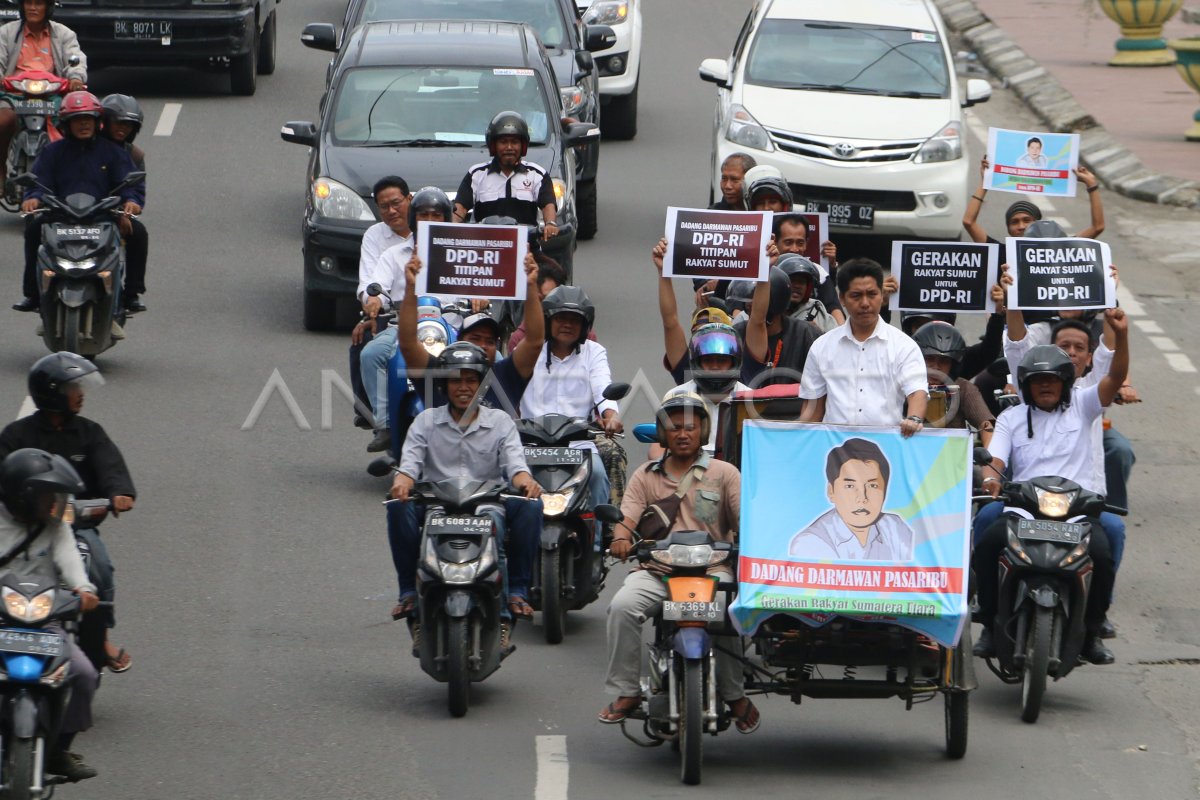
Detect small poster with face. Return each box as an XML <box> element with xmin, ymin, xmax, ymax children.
<box><xmin>1005</xmin><ymin>236</ymin><xmax>1114</xmax><ymax>311</ymax></box>
<box><xmin>416</xmin><ymin>221</ymin><xmax>528</xmax><ymax>301</ymax></box>
<box><xmin>663</xmin><ymin>207</ymin><xmax>772</xmax><ymax>282</ymax></box>
<box><xmin>985</xmin><ymin>127</ymin><xmax>1080</xmax><ymax>197</ymax></box>
<box><xmin>888</xmin><ymin>241</ymin><xmax>999</xmax><ymax>313</ymax></box>
<box><xmin>773</xmin><ymin>211</ymin><xmax>830</xmax><ymax>274</ymax></box>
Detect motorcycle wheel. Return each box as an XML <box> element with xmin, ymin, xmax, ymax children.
<box><xmin>678</xmin><ymin>658</ymin><xmax>703</xmax><ymax>785</ymax></box>
<box><xmin>5</xmin><ymin>736</ymin><xmax>36</xmax><ymax>800</ymax></box>
<box><xmin>63</xmin><ymin>306</ymin><xmax>81</xmax><ymax>355</ymax></box>
<box><xmin>944</xmin><ymin>690</ymin><xmax>969</xmax><ymax>758</ymax></box>
<box><xmin>1020</xmin><ymin>606</ymin><xmax>1052</xmax><ymax>723</ymax></box>
<box><xmin>447</xmin><ymin>617</ymin><xmax>470</xmax><ymax>718</ymax></box>
<box><xmin>541</xmin><ymin>548</ymin><xmax>566</xmax><ymax>645</ymax></box>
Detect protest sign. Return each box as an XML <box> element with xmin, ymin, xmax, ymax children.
<box><xmin>773</xmin><ymin>211</ymin><xmax>830</xmax><ymax>273</ymax></box>
<box><xmin>1005</xmin><ymin>236</ymin><xmax>1114</xmax><ymax>311</ymax></box>
<box><xmin>729</xmin><ymin>422</ymin><xmax>972</xmax><ymax>648</ymax></box>
<box><xmin>416</xmin><ymin>221</ymin><xmax>528</xmax><ymax>301</ymax></box>
<box><xmin>985</xmin><ymin>127</ymin><xmax>1080</xmax><ymax>197</ymax></box>
<box><xmin>888</xmin><ymin>241</ymin><xmax>998</xmax><ymax>313</ymax></box>
<box><xmin>663</xmin><ymin>207</ymin><xmax>771</xmax><ymax>282</ymax></box>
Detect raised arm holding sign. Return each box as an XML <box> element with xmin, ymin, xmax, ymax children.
<box><xmin>985</xmin><ymin>127</ymin><xmax>1080</xmax><ymax>198</ymax></box>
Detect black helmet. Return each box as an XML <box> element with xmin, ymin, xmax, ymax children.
<box><xmin>744</xmin><ymin>175</ymin><xmax>793</xmax><ymax>211</ymax></box>
<box><xmin>543</xmin><ymin>285</ymin><xmax>595</xmax><ymax>346</ymax></box>
<box><xmin>1016</xmin><ymin>345</ymin><xmax>1075</xmax><ymax>408</ymax></box>
<box><xmin>689</xmin><ymin>323</ymin><xmax>742</xmax><ymax>397</ymax></box>
<box><xmin>900</xmin><ymin>311</ymin><xmax>957</xmax><ymax>337</ymax></box>
<box><xmin>436</xmin><ymin>342</ymin><xmax>491</xmax><ymax>395</ymax></box>
<box><xmin>913</xmin><ymin>321</ymin><xmax>967</xmax><ymax>378</ymax></box>
<box><xmin>0</xmin><ymin>449</ymin><xmax>85</xmax><ymax>523</ymax></box>
<box><xmin>29</xmin><ymin>352</ymin><xmax>104</xmax><ymax>414</ymax></box>
<box><xmin>18</xmin><ymin>0</ymin><xmax>53</xmax><ymax>21</ymax></box>
<box><xmin>726</xmin><ymin>280</ymin><xmax>755</xmax><ymax>312</ymax></box>
<box><xmin>655</xmin><ymin>390</ymin><xmax>711</xmax><ymax>446</ymax></box>
<box><xmin>486</xmin><ymin>111</ymin><xmax>530</xmax><ymax>157</ymax></box>
<box><xmin>100</xmin><ymin>94</ymin><xmax>144</xmax><ymax>144</ymax></box>
<box><xmin>407</xmin><ymin>186</ymin><xmax>452</xmax><ymax>234</ymax></box>
<box><xmin>766</xmin><ymin>266</ymin><xmax>791</xmax><ymax>319</ymax></box>
<box><xmin>1023</xmin><ymin>220</ymin><xmax>1069</xmax><ymax>239</ymax></box>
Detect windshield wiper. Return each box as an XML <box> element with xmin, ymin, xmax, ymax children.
<box><xmin>360</xmin><ymin>138</ymin><xmax>474</xmax><ymax>147</ymax></box>
<box><xmin>881</xmin><ymin>90</ymin><xmax>943</xmax><ymax>98</ymax></box>
<box><xmin>779</xmin><ymin>83</ymin><xmax>883</xmax><ymax>95</ymax></box>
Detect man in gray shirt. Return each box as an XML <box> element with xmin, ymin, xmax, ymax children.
<box><xmin>387</xmin><ymin>342</ymin><xmax>542</xmax><ymax>622</ymax></box>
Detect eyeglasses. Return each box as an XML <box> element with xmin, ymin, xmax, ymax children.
<box><xmin>377</xmin><ymin>199</ymin><xmax>406</xmax><ymax>211</ymax></box>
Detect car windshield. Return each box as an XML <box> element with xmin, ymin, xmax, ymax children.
<box><xmin>355</xmin><ymin>0</ymin><xmax>569</xmax><ymax>49</ymax></box>
<box><xmin>744</xmin><ymin>19</ymin><xmax>950</xmax><ymax>98</ymax></box>
<box><xmin>331</xmin><ymin>66</ymin><xmax>552</xmax><ymax>145</ymax></box>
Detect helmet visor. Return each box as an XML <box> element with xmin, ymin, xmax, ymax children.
<box><xmin>690</xmin><ymin>330</ymin><xmax>739</xmax><ymax>359</ymax></box>
<box><xmin>34</xmin><ymin>492</ymin><xmax>72</xmax><ymax>524</ymax></box>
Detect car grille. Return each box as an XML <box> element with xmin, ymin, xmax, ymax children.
<box><xmin>789</xmin><ymin>183</ymin><xmax>917</xmax><ymax>213</ymax></box>
<box><xmin>766</xmin><ymin>128</ymin><xmax>923</xmax><ymax>164</ymax></box>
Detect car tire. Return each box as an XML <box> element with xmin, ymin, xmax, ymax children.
<box><xmin>602</xmin><ymin>78</ymin><xmax>638</xmax><ymax>141</ymax></box>
<box><xmin>257</xmin><ymin>12</ymin><xmax>277</xmax><ymax>76</ymax></box>
<box><xmin>576</xmin><ymin>179</ymin><xmax>598</xmax><ymax>241</ymax></box>
<box><xmin>303</xmin><ymin>289</ymin><xmax>336</xmax><ymax>331</ymax></box>
<box><xmin>231</xmin><ymin>34</ymin><xmax>258</xmax><ymax>96</ymax></box>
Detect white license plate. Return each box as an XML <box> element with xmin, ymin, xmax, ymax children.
<box><xmin>806</xmin><ymin>200</ymin><xmax>875</xmax><ymax>230</ymax></box>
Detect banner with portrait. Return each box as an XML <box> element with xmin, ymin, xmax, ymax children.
<box><xmin>730</xmin><ymin>421</ymin><xmax>972</xmax><ymax>648</ymax></box>
<box><xmin>985</xmin><ymin>127</ymin><xmax>1080</xmax><ymax>197</ymax></box>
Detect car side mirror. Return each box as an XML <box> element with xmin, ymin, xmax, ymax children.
<box><xmin>698</xmin><ymin>58</ymin><xmax>731</xmax><ymax>89</ymax></box>
<box><xmin>301</xmin><ymin>22</ymin><xmax>338</xmax><ymax>53</ymax></box>
<box><xmin>563</xmin><ymin>121</ymin><xmax>600</xmax><ymax>146</ymax></box>
<box><xmin>962</xmin><ymin>78</ymin><xmax>992</xmax><ymax>108</ymax></box>
<box><xmin>584</xmin><ymin>25</ymin><xmax>616</xmax><ymax>53</ymax></box>
<box><xmin>281</xmin><ymin>120</ymin><xmax>318</xmax><ymax>147</ymax></box>
<box><xmin>594</xmin><ymin>504</ymin><xmax>623</xmax><ymax>524</ymax></box>
<box><xmin>602</xmin><ymin>382</ymin><xmax>630</xmax><ymax>401</ymax></box>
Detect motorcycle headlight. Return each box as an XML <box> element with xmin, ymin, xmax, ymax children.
<box><xmin>2</xmin><ymin>587</ymin><xmax>54</xmax><ymax>624</ymax></box>
<box><xmin>1034</xmin><ymin>487</ymin><xmax>1077</xmax><ymax>519</ymax></box>
<box><xmin>726</xmin><ymin>104</ymin><xmax>774</xmax><ymax>152</ymax></box>
<box><xmin>584</xmin><ymin>0</ymin><xmax>629</xmax><ymax>25</ymax></box>
<box><xmin>441</xmin><ymin>562</ymin><xmax>478</xmax><ymax>584</ymax></box>
<box><xmin>24</xmin><ymin>80</ymin><xmax>48</xmax><ymax>95</ymax></box>
<box><xmin>914</xmin><ymin>121</ymin><xmax>963</xmax><ymax>164</ymax></box>
<box><xmin>541</xmin><ymin>491</ymin><xmax>573</xmax><ymax>517</ymax></box>
<box><xmin>55</xmin><ymin>257</ymin><xmax>96</xmax><ymax>273</ymax></box>
<box><xmin>560</xmin><ymin>83</ymin><xmax>587</xmax><ymax>116</ymax></box>
<box><xmin>651</xmin><ymin>544</ymin><xmax>728</xmax><ymax>568</ymax></box>
<box><xmin>416</xmin><ymin>321</ymin><xmax>448</xmax><ymax>356</ymax></box>
<box><xmin>312</xmin><ymin>178</ymin><xmax>374</xmax><ymax>221</ymax></box>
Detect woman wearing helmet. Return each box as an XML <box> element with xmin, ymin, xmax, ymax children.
<box><xmin>101</xmin><ymin>94</ymin><xmax>150</xmax><ymax>313</ymax></box>
<box><xmin>912</xmin><ymin>321</ymin><xmax>995</xmax><ymax>446</ymax></box>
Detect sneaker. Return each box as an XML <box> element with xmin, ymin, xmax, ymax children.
<box><xmin>1082</xmin><ymin>636</ymin><xmax>1115</xmax><ymax>665</ymax></box>
<box><xmin>45</xmin><ymin>751</ymin><xmax>98</xmax><ymax>783</ymax></box>
<box><xmin>366</xmin><ymin>429</ymin><xmax>391</xmax><ymax>452</ymax></box>
<box><xmin>110</xmin><ymin>320</ymin><xmax>126</xmax><ymax>341</ymax></box>
<box><xmin>972</xmin><ymin>626</ymin><xmax>995</xmax><ymax>658</ymax></box>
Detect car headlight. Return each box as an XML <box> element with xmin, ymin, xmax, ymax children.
<box><xmin>1034</xmin><ymin>487</ymin><xmax>1077</xmax><ymax>518</ymax></box>
<box><xmin>312</xmin><ymin>178</ymin><xmax>374</xmax><ymax>221</ymax></box>
<box><xmin>725</xmin><ymin>104</ymin><xmax>774</xmax><ymax>152</ymax></box>
<box><xmin>541</xmin><ymin>491</ymin><xmax>574</xmax><ymax>517</ymax></box>
<box><xmin>651</xmin><ymin>544</ymin><xmax>729</xmax><ymax>567</ymax></box>
<box><xmin>584</xmin><ymin>0</ymin><xmax>629</xmax><ymax>25</ymax></box>
<box><xmin>560</xmin><ymin>84</ymin><xmax>587</xmax><ymax>116</ymax></box>
<box><xmin>2</xmin><ymin>587</ymin><xmax>54</xmax><ymax>624</ymax></box>
<box><xmin>913</xmin><ymin>121</ymin><xmax>963</xmax><ymax>164</ymax></box>
<box><xmin>441</xmin><ymin>562</ymin><xmax>478</xmax><ymax>584</ymax></box>
<box><xmin>56</xmin><ymin>257</ymin><xmax>96</xmax><ymax>272</ymax></box>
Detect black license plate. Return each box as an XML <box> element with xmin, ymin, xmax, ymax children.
<box><xmin>806</xmin><ymin>200</ymin><xmax>875</xmax><ymax>230</ymax></box>
<box><xmin>523</xmin><ymin>447</ymin><xmax>585</xmax><ymax>467</ymax></box>
<box><xmin>13</xmin><ymin>98</ymin><xmax>49</xmax><ymax>113</ymax></box>
<box><xmin>0</xmin><ymin>629</ymin><xmax>64</xmax><ymax>657</ymax></box>
<box><xmin>113</xmin><ymin>19</ymin><xmax>172</xmax><ymax>41</ymax></box>
<box><xmin>425</xmin><ymin>514</ymin><xmax>492</xmax><ymax>535</ymax></box>
<box><xmin>1016</xmin><ymin>518</ymin><xmax>1085</xmax><ymax>544</ymax></box>
<box><xmin>662</xmin><ymin>597</ymin><xmax>724</xmax><ymax>622</ymax></box>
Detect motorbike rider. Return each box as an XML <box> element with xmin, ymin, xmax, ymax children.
<box><xmin>99</xmin><ymin>93</ymin><xmax>148</xmax><ymax>313</ymax></box>
<box><xmin>506</xmin><ymin>255</ymin><xmax>580</xmax><ymax>352</ymax></box>
<box><xmin>710</xmin><ymin>152</ymin><xmax>756</xmax><ymax>211</ymax></box>
<box><xmin>0</xmin><ymin>448</ymin><xmax>100</xmax><ymax>782</ymax></box>
<box><xmin>0</xmin><ymin>0</ymin><xmax>87</xmax><ymax>178</ymax></box>
<box><xmin>973</xmin><ymin>311</ymin><xmax>1130</xmax><ymax>664</ymax></box>
<box><xmin>743</xmin><ymin>265</ymin><xmax>819</xmax><ymax>387</ymax></box>
<box><xmin>778</xmin><ymin>253</ymin><xmax>837</xmax><ymax>333</ymax></box>
<box><xmin>0</xmin><ymin>352</ymin><xmax>136</xmax><ymax>673</ymax></box>
<box><xmin>387</xmin><ymin>342</ymin><xmax>543</xmax><ymax>641</ymax></box>
<box><xmin>599</xmin><ymin>392</ymin><xmax>758</xmax><ymax>733</ymax></box>
<box><xmin>912</xmin><ymin>321</ymin><xmax>995</xmax><ymax>446</ymax></box>
<box><xmin>453</xmin><ymin>111</ymin><xmax>558</xmax><ymax>239</ymax></box>
<box><xmin>963</xmin><ymin>155</ymin><xmax>1105</xmax><ymax>244</ymax></box>
<box><xmin>16</xmin><ymin>90</ymin><xmax>142</xmax><ymax>315</ymax></box>
<box><xmin>772</xmin><ymin>212</ymin><xmax>843</xmax><ymax>323</ymax></box>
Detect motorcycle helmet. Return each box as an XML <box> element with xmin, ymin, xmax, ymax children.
<box><xmin>435</xmin><ymin>341</ymin><xmax>491</xmax><ymax>396</ymax></box>
<box><xmin>542</xmin><ymin>285</ymin><xmax>594</xmax><ymax>347</ymax></box>
<box><xmin>100</xmin><ymin>94</ymin><xmax>144</xmax><ymax>144</ymax></box>
<box><xmin>726</xmin><ymin>280</ymin><xmax>755</xmax><ymax>313</ymax></box>
<box><xmin>777</xmin><ymin>254</ymin><xmax>822</xmax><ymax>304</ymax></box>
<box><xmin>1023</xmin><ymin>219</ymin><xmax>1069</xmax><ymax>239</ymax></box>
<box><xmin>486</xmin><ymin>111</ymin><xmax>530</xmax><ymax>157</ymax></box>
<box><xmin>655</xmin><ymin>390</ymin><xmax>711</xmax><ymax>446</ymax></box>
<box><xmin>58</xmin><ymin>91</ymin><xmax>102</xmax><ymax>138</ymax></box>
<box><xmin>28</xmin><ymin>352</ymin><xmax>104</xmax><ymax>414</ymax></box>
<box><xmin>407</xmin><ymin>186</ymin><xmax>453</xmax><ymax>234</ymax></box>
<box><xmin>900</xmin><ymin>311</ymin><xmax>957</xmax><ymax>337</ymax></box>
<box><xmin>744</xmin><ymin>174</ymin><xmax>793</xmax><ymax>211</ymax></box>
<box><xmin>1016</xmin><ymin>345</ymin><xmax>1075</xmax><ymax>410</ymax></box>
<box><xmin>689</xmin><ymin>323</ymin><xmax>742</xmax><ymax>397</ymax></box>
<box><xmin>766</xmin><ymin>266</ymin><xmax>791</xmax><ymax>320</ymax></box>
<box><xmin>0</xmin><ymin>448</ymin><xmax>85</xmax><ymax>523</ymax></box>
<box><xmin>913</xmin><ymin>321</ymin><xmax>967</xmax><ymax>379</ymax></box>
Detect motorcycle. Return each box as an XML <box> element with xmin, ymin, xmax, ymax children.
<box><xmin>16</xmin><ymin>171</ymin><xmax>146</xmax><ymax>357</ymax></box>
<box><xmin>385</xmin><ymin>294</ymin><xmax>460</xmax><ymax>458</ymax></box>
<box><xmin>0</xmin><ymin>69</ymin><xmax>68</xmax><ymax>213</ymax></box>
<box><xmin>517</xmin><ymin>383</ymin><xmax>629</xmax><ymax>644</ymax></box>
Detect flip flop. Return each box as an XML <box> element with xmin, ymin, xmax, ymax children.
<box><xmin>727</xmin><ymin>697</ymin><xmax>760</xmax><ymax>734</ymax></box>
<box><xmin>509</xmin><ymin>595</ymin><xmax>534</xmax><ymax>620</ymax></box>
<box><xmin>106</xmin><ymin>647</ymin><xmax>133</xmax><ymax>673</ymax></box>
<box><xmin>597</xmin><ymin>696</ymin><xmax>642</xmax><ymax>724</ymax></box>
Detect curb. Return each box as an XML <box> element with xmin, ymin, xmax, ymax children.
<box><xmin>933</xmin><ymin>0</ymin><xmax>1200</xmax><ymax>209</ymax></box>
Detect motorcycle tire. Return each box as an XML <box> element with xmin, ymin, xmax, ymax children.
<box><xmin>1020</xmin><ymin>606</ymin><xmax>1052</xmax><ymax>724</ymax></box>
<box><xmin>540</xmin><ymin>548</ymin><xmax>566</xmax><ymax>645</ymax></box>
<box><xmin>63</xmin><ymin>306</ymin><xmax>81</xmax><ymax>355</ymax></box>
<box><xmin>5</xmin><ymin>736</ymin><xmax>36</xmax><ymax>800</ymax></box>
<box><xmin>447</xmin><ymin>616</ymin><xmax>470</xmax><ymax>718</ymax></box>
<box><xmin>944</xmin><ymin>690</ymin><xmax>968</xmax><ymax>758</ymax></box>
<box><xmin>678</xmin><ymin>658</ymin><xmax>703</xmax><ymax>785</ymax></box>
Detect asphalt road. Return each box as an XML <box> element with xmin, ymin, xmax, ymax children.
<box><xmin>0</xmin><ymin>1</ymin><xmax>1197</xmax><ymax>798</ymax></box>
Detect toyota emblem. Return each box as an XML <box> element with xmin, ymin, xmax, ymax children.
<box><xmin>832</xmin><ymin>143</ymin><xmax>857</xmax><ymax>159</ymax></box>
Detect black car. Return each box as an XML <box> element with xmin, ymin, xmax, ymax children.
<box><xmin>281</xmin><ymin>20</ymin><xmax>598</xmax><ymax>331</ymax></box>
<box><xmin>300</xmin><ymin>0</ymin><xmax>613</xmax><ymax>240</ymax></box>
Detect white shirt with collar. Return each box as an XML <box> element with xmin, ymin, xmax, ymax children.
<box><xmin>799</xmin><ymin>318</ymin><xmax>928</xmax><ymax>427</ymax></box>
<box><xmin>989</xmin><ymin>383</ymin><xmax>1105</xmax><ymax>492</ymax></box>
<box><xmin>788</xmin><ymin>508</ymin><xmax>915</xmax><ymax>562</ymax></box>
<box><xmin>356</xmin><ymin>223</ymin><xmax>411</xmax><ymax>307</ymax></box>
<box><xmin>520</xmin><ymin>340</ymin><xmax>618</xmax><ymax>421</ymax></box>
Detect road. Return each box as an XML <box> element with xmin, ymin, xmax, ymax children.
<box><xmin>0</xmin><ymin>1</ymin><xmax>1197</xmax><ymax>798</ymax></box>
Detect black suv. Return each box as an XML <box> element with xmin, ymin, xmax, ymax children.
<box><xmin>300</xmin><ymin>0</ymin><xmax>613</xmax><ymax>240</ymax></box>
<box><xmin>51</xmin><ymin>0</ymin><xmax>279</xmax><ymax>95</ymax></box>
<box><xmin>281</xmin><ymin>20</ymin><xmax>599</xmax><ymax>331</ymax></box>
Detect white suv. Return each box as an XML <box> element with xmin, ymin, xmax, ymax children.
<box><xmin>699</xmin><ymin>0</ymin><xmax>990</xmax><ymax>239</ymax></box>
<box><xmin>578</xmin><ymin>0</ymin><xmax>643</xmax><ymax>139</ymax></box>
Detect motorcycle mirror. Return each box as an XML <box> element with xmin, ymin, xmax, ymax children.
<box><xmin>593</xmin><ymin>504</ymin><xmax>623</xmax><ymax>524</ymax></box>
<box><xmin>632</xmin><ymin>423</ymin><xmax>658</xmax><ymax>444</ymax></box>
<box><xmin>366</xmin><ymin>458</ymin><xmax>396</xmax><ymax>478</ymax></box>
<box><xmin>111</xmin><ymin>171</ymin><xmax>146</xmax><ymax>195</ymax></box>
<box><xmin>13</xmin><ymin>172</ymin><xmax>37</xmax><ymax>189</ymax></box>
<box><xmin>366</xmin><ymin>283</ymin><xmax>383</xmax><ymax>297</ymax></box>
<box><xmin>68</xmin><ymin>55</ymin><xmax>80</xmax><ymax>68</ymax></box>
<box><xmin>986</xmin><ymin>357</ymin><xmax>1011</xmax><ymax>379</ymax></box>
<box><xmin>973</xmin><ymin>447</ymin><xmax>994</xmax><ymax>466</ymax></box>
<box><xmin>602</xmin><ymin>382</ymin><xmax>630</xmax><ymax>402</ymax></box>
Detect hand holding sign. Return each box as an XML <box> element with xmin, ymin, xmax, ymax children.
<box><xmin>888</xmin><ymin>241</ymin><xmax>999</xmax><ymax>313</ymax></box>
<box><xmin>986</xmin><ymin>127</ymin><xmax>1080</xmax><ymax>197</ymax></box>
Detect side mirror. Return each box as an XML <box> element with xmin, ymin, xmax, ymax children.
<box><xmin>575</xmin><ymin>50</ymin><xmax>594</xmax><ymax>72</ymax></box>
<box><xmin>698</xmin><ymin>58</ymin><xmax>731</xmax><ymax>88</ymax></box>
<box><xmin>14</xmin><ymin>172</ymin><xmax>38</xmax><ymax>189</ymax></box>
<box><xmin>563</xmin><ymin>121</ymin><xmax>600</xmax><ymax>146</ymax></box>
<box><xmin>602</xmin><ymin>382</ymin><xmax>631</xmax><ymax>401</ymax></box>
<box><xmin>973</xmin><ymin>447</ymin><xmax>993</xmax><ymax>467</ymax></box>
<box><xmin>367</xmin><ymin>458</ymin><xmax>396</xmax><ymax>478</ymax></box>
<box><xmin>110</xmin><ymin>170</ymin><xmax>145</xmax><ymax>195</ymax></box>
<box><xmin>68</xmin><ymin>55</ymin><xmax>81</xmax><ymax>68</ymax></box>
<box><xmin>584</xmin><ymin>25</ymin><xmax>617</xmax><ymax>53</ymax></box>
<box><xmin>301</xmin><ymin>22</ymin><xmax>338</xmax><ymax>53</ymax></box>
<box><xmin>366</xmin><ymin>282</ymin><xmax>383</xmax><ymax>297</ymax></box>
<box><xmin>594</xmin><ymin>503</ymin><xmax>623</xmax><ymax>524</ymax></box>
<box><xmin>963</xmin><ymin>78</ymin><xmax>992</xmax><ymax>108</ymax></box>
<box><xmin>632</xmin><ymin>423</ymin><xmax>657</xmax><ymax>444</ymax></box>
<box><xmin>985</xmin><ymin>357</ymin><xmax>1010</xmax><ymax>379</ymax></box>
<box><xmin>281</xmin><ymin>120</ymin><xmax>318</xmax><ymax>147</ymax></box>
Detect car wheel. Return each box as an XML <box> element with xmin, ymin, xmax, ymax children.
<box><xmin>576</xmin><ymin>179</ymin><xmax>597</xmax><ymax>241</ymax></box>
<box><xmin>303</xmin><ymin>289</ymin><xmax>336</xmax><ymax>331</ymax></box>
<box><xmin>257</xmin><ymin>12</ymin><xmax>277</xmax><ymax>75</ymax></box>
<box><xmin>231</xmin><ymin>33</ymin><xmax>258</xmax><ymax>96</ymax></box>
<box><xmin>602</xmin><ymin>78</ymin><xmax>638</xmax><ymax>141</ymax></box>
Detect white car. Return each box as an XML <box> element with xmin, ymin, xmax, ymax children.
<box><xmin>578</xmin><ymin>0</ymin><xmax>642</xmax><ymax>139</ymax></box>
<box><xmin>699</xmin><ymin>0</ymin><xmax>991</xmax><ymax>239</ymax></box>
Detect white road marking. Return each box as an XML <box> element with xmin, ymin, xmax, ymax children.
<box><xmin>15</xmin><ymin>396</ymin><xmax>35</xmax><ymax>420</ymax></box>
<box><xmin>1134</xmin><ymin>320</ymin><xmax>1163</xmax><ymax>334</ymax></box>
<box><xmin>534</xmin><ymin>735</ymin><xmax>569</xmax><ymax>800</ymax></box>
<box><xmin>965</xmin><ymin>114</ymin><xmax>988</xmax><ymax>144</ymax></box>
<box><xmin>1164</xmin><ymin>353</ymin><xmax>1196</xmax><ymax>373</ymax></box>
<box><xmin>153</xmin><ymin>103</ymin><xmax>182</xmax><ymax>137</ymax></box>
<box><xmin>1148</xmin><ymin>336</ymin><xmax>1180</xmax><ymax>352</ymax></box>
<box><xmin>1116</xmin><ymin>285</ymin><xmax>1146</xmax><ymax>316</ymax></box>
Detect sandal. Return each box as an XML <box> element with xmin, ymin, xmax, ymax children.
<box><xmin>391</xmin><ymin>593</ymin><xmax>417</xmax><ymax>621</ymax></box>
<box><xmin>105</xmin><ymin>647</ymin><xmax>133</xmax><ymax>673</ymax></box>
<box><xmin>727</xmin><ymin>697</ymin><xmax>760</xmax><ymax>734</ymax></box>
<box><xmin>508</xmin><ymin>595</ymin><xmax>534</xmax><ymax>620</ymax></box>
<box><xmin>597</xmin><ymin>696</ymin><xmax>642</xmax><ymax>724</ymax></box>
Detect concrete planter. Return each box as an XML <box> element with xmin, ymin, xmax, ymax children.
<box><xmin>1168</xmin><ymin>37</ymin><xmax>1200</xmax><ymax>139</ymax></box>
<box><xmin>1097</xmin><ymin>0</ymin><xmax>1184</xmax><ymax>65</ymax></box>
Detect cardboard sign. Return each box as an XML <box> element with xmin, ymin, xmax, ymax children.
<box><xmin>889</xmin><ymin>241</ymin><xmax>999</xmax><ymax>313</ymax></box>
<box><xmin>773</xmin><ymin>211</ymin><xmax>830</xmax><ymax>273</ymax></box>
<box><xmin>416</xmin><ymin>221</ymin><xmax>528</xmax><ymax>301</ymax></box>
<box><xmin>663</xmin><ymin>207</ymin><xmax>771</xmax><ymax>282</ymax></box>
<box><xmin>1005</xmin><ymin>236</ymin><xmax>1114</xmax><ymax>311</ymax></box>
<box><xmin>985</xmin><ymin>127</ymin><xmax>1080</xmax><ymax>197</ymax></box>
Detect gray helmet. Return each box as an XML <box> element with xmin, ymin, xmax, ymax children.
<box><xmin>407</xmin><ymin>186</ymin><xmax>452</xmax><ymax>233</ymax></box>
<box><xmin>1016</xmin><ymin>344</ymin><xmax>1075</xmax><ymax>408</ymax></box>
<box><xmin>776</xmin><ymin>253</ymin><xmax>821</xmax><ymax>282</ymax></box>
<box><xmin>913</xmin><ymin>321</ymin><xmax>967</xmax><ymax>378</ymax></box>
<box><xmin>1023</xmin><ymin>220</ymin><xmax>1068</xmax><ymax>239</ymax></box>
<box><xmin>726</xmin><ymin>280</ymin><xmax>755</xmax><ymax>312</ymax></box>
<box><xmin>744</xmin><ymin>175</ymin><xmax>793</xmax><ymax>211</ymax></box>
<box><xmin>0</xmin><ymin>449</ymin><xmax>85</xmax><ymax>522</ymax></box>
<box><xmin>542</xmin><ymin>285</ymin><xmax>595</xmax><ymax>345</ymax></box>
<box><xmin>101</xmin><ymin>94</ymin><xmax>144</xmax><ymax>143</ymax></box>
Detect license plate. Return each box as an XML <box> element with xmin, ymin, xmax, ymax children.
<box><xmin>662</xmin><ymin>596</ymin><xmax>724</xmax><ymax>622</ymax></box>
<box><xmin>523</xmin><ymin>447</ymin><xmax>585</xmax><ymax>467</ymax></box>
<box><xmin>0</xmin><ymin>629</ymin><xmax>64</xmax><ymax>657</ymax></box>
<box><xmin>113</xmin><ymin>19</ymin><xmax>172</xmax><ymax>41</ymax></box>
<box><xmin>1016</xmin><ymin>518</ymin><xmax>1085</xmax><ymax>544</ymax></box>
<box><xmin>806</xmin><ymin>200</ymin><xmax>875</xmax><ymax>230</ymax></box>
<box><xmin>425</xmin><ymin>514</ymin><xmax>492</xmax><ymax>535</ymax></box>
<box><xmin>13</xmin><ymin>99</ymin><xmax>49</xmax><ymax>113</ymax></box>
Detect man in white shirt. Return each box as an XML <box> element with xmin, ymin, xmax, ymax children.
<box><xmin>799</xmin><ymin>259</ymin><xmax>928</xmax><ymax>436</ymax></box>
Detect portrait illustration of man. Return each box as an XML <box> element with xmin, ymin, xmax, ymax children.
<box><xmin>788</xmin><ymin>438</ymin><xmax>916</xmax><ymax>562</ymax></box>
<box><xmin>1015</xmin><ymin>137</ymin><xmax>1048</xmax><ymax>169</ymax></box>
